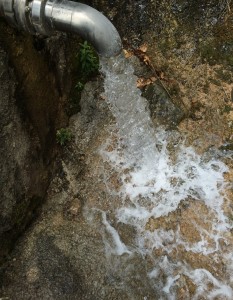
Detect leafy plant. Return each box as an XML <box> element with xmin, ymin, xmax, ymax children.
<box><xmin>78</xmin><ymin>41</ymin><xmax>99</xmax><ymax>76</ymax></box>
<box><xmin>67</xmin><ymin>41</ymin><xmax>99</xmax><ymax>116</ymax></box>
<box><xmin>75</xmin><ymin>81</ymin><xmax>84</xmax><ymax>92</ymax></box>
<box><xmin>56</xmin><ymin>128</ymin><xmax>72</xmax><ymax>146</ymax></box>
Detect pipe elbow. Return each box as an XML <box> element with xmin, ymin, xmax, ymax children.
<box><xmin>45</xmin><ymin>1</ymin><xmax>122</xmax><ymax>57</ymax></box>
<box><xmin>0</xmin><ymin>0</ymin><xmax>122</xmax><ymax>58</ymax></box>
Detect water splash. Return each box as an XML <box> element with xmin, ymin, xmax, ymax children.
<box><xmin>89</xmin><ymin>54</ymin><xmax>233</xmax><ymax>298</ymax></box>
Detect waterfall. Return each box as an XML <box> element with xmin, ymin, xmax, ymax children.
<box><xmin>87</xmin><ymin>54</ymin><xmax>233</xmax><ymax>299</ymax></box>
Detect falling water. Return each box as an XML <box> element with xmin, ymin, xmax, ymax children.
<box><xmin>86</xmin><ymin>54</ymin><xmax>233</xmax><ymax>299</ymax></box>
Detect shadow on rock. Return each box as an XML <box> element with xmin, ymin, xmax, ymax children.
<box><xmin>36</xmin><ymin>234</ymin><xmax>83</xmax><ymax>299</ymax></box>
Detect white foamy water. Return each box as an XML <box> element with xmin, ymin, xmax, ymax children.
<box><xmin>90</xmin><ymin>54</ymin><xmax>233</xmax><ymax>298</ymax></box>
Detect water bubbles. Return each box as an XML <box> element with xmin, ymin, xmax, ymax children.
<box><xmin>93</xmin><ymin>55</ymin><xmax>233</xmax><ymax>298</ymax></box>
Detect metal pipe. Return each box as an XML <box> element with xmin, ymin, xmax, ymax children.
<box><xmin>0</xmin><ymin>0</ymin><xmax>122</xmax><ymax>57</ymax></box>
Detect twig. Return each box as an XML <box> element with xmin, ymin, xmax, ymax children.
<box><xmin>226</xmin><ymin>0</ymin><xmax>231</xmax><ymax>13</ymax></box>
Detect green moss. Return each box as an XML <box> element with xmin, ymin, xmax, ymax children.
<box><xmin>159</xmin><ymin>37</ymin><xmax>178</xmax><ymax>55</ymax></box>
<box><xmin>220</xmin><ymin>105</ymin><xmax>233</xmax><ymax>115</ymax></box>
<box><xmin>198</xmin><ymin>40</ymin><xmax>219</xmax><ymax>65</ymax></box>
<box><xmin>209</xmin><ymin>77</ymin><xmax>221</xmax><ymax>86</ymax></box>
<box><xmin>199</xmin><ymin>40</ymin><xmax>233</xmax><ymax>67</ymax></box>
<box><xmin>215</xmin><ymin>68</ymin><xmax>233</xmax><ymax>84</ymax></box>
<box><xmin>228</xmin><ymin>214</ymin><xmax>233</xmax><ymax>221</ymax></box>
<box><xmin>219</xmin><ymin>143</ymin><xmax>233</xmax><ymax>151</ymax></box>
<box><xmin>168</xmin><ymin>81</ymin><xmax>181</xmax><ymax>97</ymax></box>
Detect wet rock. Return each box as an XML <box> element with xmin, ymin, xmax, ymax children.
<box><xmin>0</xmin><ymin>47</ymin><xmax>49</xmax><ymax>264</ymax></box>
<box><xmin>44</xmin><ymin>33</ymin><xmax>71</xmax><ymax>95</ymax></box>
<box><xmin>143</xmin><ymin>82</ymin><xmax>185</xmax><ymax>128</ymax></box>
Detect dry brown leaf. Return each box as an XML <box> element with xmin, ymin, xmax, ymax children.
<box><xmin>139</xmin><ymin>43</ymin><xmax>148</xmax><ymax>53</ymax></box>
<box><xmin>99</xmin><ymin>95</ymin><xmax>106</xmax><ymax>100</ymax></box>
<box><xmin>151</xmin><ymin>77</ymin><xmax>156</xmax><ymax>82</ymax></box>
<box><xmin>143</xmin><ymin>55</ymin><xmax>151</xmax><ymax>66</ymax></box>
<box><xmin>160</xmin><ymin>72</ymin><xmax>165</xmax><ymax>79</ymax></box>
<box><xmin>137</xmin><ymin>77</ymin><xmax>157</xmax><ymax>88</ymax></box>
<box><xmin>123</xmin><ymin>49</ymin><xmax>133</xmax><ymax>58</ymax></box>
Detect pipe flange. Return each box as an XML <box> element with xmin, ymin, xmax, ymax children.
<box><xmin>14</xmin><ymin>0</ymin><xmax>35</xmax><ymax>33</ymax></box>
<box><xmin>31</xmin><ymin>0</ymin><xmax>53</xmax><ymax>35</ymax></box>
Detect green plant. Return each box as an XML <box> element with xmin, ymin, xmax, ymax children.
<box><xmin>56</xmin><ymin>128</ymin><xmax>72</xmax><ymax>146</ymax></box>
<box><xmin>78</xmin><ymin>41</ymin><xmax>99</xmax><ymax>76</ymax></box>
<box><xmin>75</xmin><ymin>81</ymin><xmax>84</xmax><ymax>92</ymax></box>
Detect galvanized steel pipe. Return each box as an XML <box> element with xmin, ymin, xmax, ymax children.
<box><xmin>0</xmin><ymin>0</ymin><xmax>122</xmax><ymax>57</ymax></box>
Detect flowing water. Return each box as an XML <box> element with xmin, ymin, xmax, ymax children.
<box><xmin>85</xmin><ymin>54</ymin><xmax>233</xmax><ymax>299</ymax></box>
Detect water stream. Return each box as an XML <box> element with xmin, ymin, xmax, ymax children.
<box><xmin>86</xmin><ymin>54</ymin><xmax>233</xmax><ymax>299</ymax></box>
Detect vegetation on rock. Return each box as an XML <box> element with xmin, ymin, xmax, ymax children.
<box><xmin>56</xmin><ymin>128</ymin><xmax>72</xmax><ymax>146</ymax></box>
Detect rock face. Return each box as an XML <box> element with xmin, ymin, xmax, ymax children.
<box><xmin>0</xmin><ymin>46</ymin><xmax>49</xmax><ymax>264</ymax></box>
<box><xmin>0</xmin><ymin>21</ymin><xmax>73</xmax><ymax>266</ymax></box>
<box><xmin>0</xmin><ymin>19</ymin><xmax>77</xmax><ymax>266</ymax></box>
<box><xmin>0</xmin><ymin>80</ymin><xmax>136</xmax><ymax>299</ymax></box>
